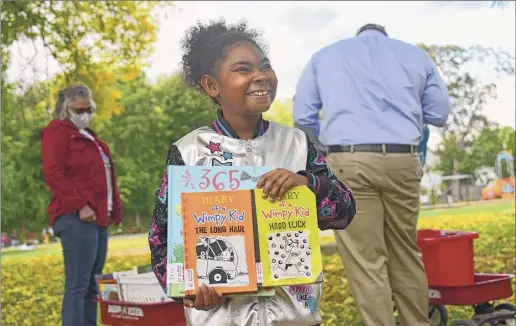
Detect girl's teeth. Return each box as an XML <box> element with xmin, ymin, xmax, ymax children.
<box><xmin>251</xmin><ymin>91</ymin><xmax>268</xmax><ymax>96</ymax></box>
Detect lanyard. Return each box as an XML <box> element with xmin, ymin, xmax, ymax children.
<box><xmin>87</xmin><ymin>134</ymin><xmax>111</xmax><ymax>169</ymax></box>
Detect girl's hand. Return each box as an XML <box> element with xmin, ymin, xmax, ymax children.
<box><xmin>184</xmin><ymin>284</ymin><xmax>225</xmax><ymax>311</ymax></box>
<box><xmin>256</xmin><ymin>168</ymin><xmax>308</xmax><ymax>201</ymax></box>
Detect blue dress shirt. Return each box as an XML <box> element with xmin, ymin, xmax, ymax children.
<box><xmin>293</xmin><ymin>30</ymin><xmax>451</xmax><ymax>147</ymax></box>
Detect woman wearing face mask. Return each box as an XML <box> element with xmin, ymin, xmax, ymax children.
<box><xmin>41</xmin><ymin>84</ymin><xmax>123</xmax><ymax>326</ymax></box>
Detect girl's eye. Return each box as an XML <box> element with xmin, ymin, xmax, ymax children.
<box><xmin>262</xmin><ymin>63</ymin><xmax>272</xmax><ymax>70</ymax></box>
<box><xmin>235</xmin><ymin>66</ymin><xmax>250</xmax><ymax>73</ymax></box>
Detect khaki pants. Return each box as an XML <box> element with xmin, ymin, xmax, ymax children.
<box><xmin>327</xmin><ymin>152</ymin><xmax>429</xmax><ymax>326</ymax></box>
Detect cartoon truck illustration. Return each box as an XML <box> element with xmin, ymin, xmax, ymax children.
<box><xmin>196</xmin><ymin>237</ymin><xmax>238</xmax><ymax>284</ymax></box>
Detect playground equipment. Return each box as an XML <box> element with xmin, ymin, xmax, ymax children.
<box><xmin>414</xmin><ymin>229</ymin><xmax>515</xmax><ymax>326</ymax></box>
<box><xmin>481</xmin><ymin>151</ymin><xmax>515</xmax><ymax>200</ymax></box>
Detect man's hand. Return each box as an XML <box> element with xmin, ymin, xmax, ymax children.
<box><xmin>79</xmin><ymin>205</ymin><xmax>96</xmax><ymax>222</ymax></box>
<box><xmin>183</xmin><ymin>285</ymin><xmax>225</xmax><ymax>310</ymax></box>
<box><xmin>256</xmin><ymin>168</ymin><xmax>309</xmax><ymax>201</ymax></box>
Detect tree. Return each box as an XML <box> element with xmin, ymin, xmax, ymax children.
<box><xmin>99</xmin><ymin>74</ymin><xmax>216</xmax><ymax>227</ymax></box>
<box><xmin>0</xmin><ymin>1</ymin><xmax>169</xmax><ymax>233</ymax></box>
<box><xmin>1</xmin><ymin>0</ymin><xmax>169</xmax><ymax>117</ymax></box>
<box><xmin>420</xmin><ymin>45</ymin><xmax>514</xmax><ymax>176</ymax></box>
<box><xmin>1</xmin><ymin>73</ymin><xmax>216</xmax><ymax>233</ymax></box>
<box><xmin>462</xmin><ymin>125</ymin><xmax>506</xmax><ymax>175</ymax></box>
<box><xmin>1</xmin><ymin>83</ymin><xmax>52</xmax><ymax>231</ymax></box>
<box><xmin>499</xmin><ymin>126</ymin><xmax>516</xmax><ymax>156</ymax></box>
<box><xmin>435</xmin><ymin>123</ymin><xmax>515</xmax><ymax>186</ymax></box>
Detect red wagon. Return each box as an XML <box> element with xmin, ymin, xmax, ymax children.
<box><xmin>416</xmin><ymin>229</ymin><xmax>515</xmax><ymax>326</ymax></box>
<box><xmin>97</xmin><ymin>298</ymin><xmax>187</xmax><ymax>326</ymax></box>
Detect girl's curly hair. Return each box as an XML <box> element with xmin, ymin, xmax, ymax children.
<box><xmin>180</xmin><ymin>18</ymin><xmax>266</xmax><ymax>92</ymax></box>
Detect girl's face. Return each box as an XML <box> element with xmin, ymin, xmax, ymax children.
<box><xmin>203</xmin><ymin>41</ymin><xmax>278</xmax><ymax>117</ymax></box>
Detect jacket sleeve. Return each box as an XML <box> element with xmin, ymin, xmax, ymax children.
<box><xmin>298</xmin><ymin>135</ymin><xmax>356</xmax><ymax>231</ymax></box>
<box><xmin>41</xmin><ymin>124</ymin><xmax>89</xmax><ymax>213</ymax></box>
<box><xmin>148</xmin><ymin>144</ymin><xmax>185</xmax><ymax>293</ymax></box>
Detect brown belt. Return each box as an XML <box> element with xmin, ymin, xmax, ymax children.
<box><xmin>328</xmin><ymin>144</ymin><xmax>417</xmax><ymax>154</ymax></box>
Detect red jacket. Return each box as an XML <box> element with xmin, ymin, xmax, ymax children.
<box><xmin>41</xmin><ymin>119</ymin><xmax>123</xmax><ymax>227</ymax></box>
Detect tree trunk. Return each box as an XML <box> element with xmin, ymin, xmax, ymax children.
<box><xmin>452</xmin><ymin>158</ymin><xmax>461</xmax><ymax>202</ymax></box>
<box><xmin>135</xmin><ymin>212</ymin><xmax>141</xmax><ymax>228</ymax></box>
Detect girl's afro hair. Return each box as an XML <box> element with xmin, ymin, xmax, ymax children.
<box><xmin>180</xmin><ymin>18</ymin><xmax>266</xmax><ymax>91</ymax></box>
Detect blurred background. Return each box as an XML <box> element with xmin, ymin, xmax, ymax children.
<box><xmin>1</xmin><ymin>2</ymin><xmax>514</xmax><ymax>325</ymax></box>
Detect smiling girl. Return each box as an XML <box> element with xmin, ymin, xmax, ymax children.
<box><xmin>148</xmin><ymin>19</ymin><xmax>356</xmax><ymax>326</ymax></box>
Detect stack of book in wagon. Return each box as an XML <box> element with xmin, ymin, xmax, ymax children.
<box><xmin>96</xmin><ymin>265</ymin><xmax>172</xmax><ymax>303</ymax></box>
<box><xmin>165</xmin><ymin>166</ymin><xmax>323</xmax><ymax>299</ymax></box>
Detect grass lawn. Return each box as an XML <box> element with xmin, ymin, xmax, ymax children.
<box><xmin>419</xmin><ymin>200</ymin><xmax>514</xmax><ymax>218</ymax></box>
<box><xmin>1</xmin><ymin>233</ymin><xmax>149</xmax><ymax>262</ymax></box>
<box><xmin>3</xmin><ymin>200</ymin><xmax>512</xmax><ymax>262</ymax></box>
<box><xmin>1</xmin><ymin>200</ymin><xmax>514</xmax><ymax>326</ymax></box>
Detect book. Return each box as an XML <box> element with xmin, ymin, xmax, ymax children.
<box><xmin>165</xmin><ymin>165</ymin><xmax>272</xmax><ymax>297</ymax></box>
<box><xmin>254</xmin><ymin>186</ymin><xmax>323</xmax><ymax>287</ymax></box>
<box><xmin>180</xmin><ymin>186</ymin><xmax>322</xmax><ymax>295</ymax></box>
<box><xmin>181</xmin><ymin>190</ymin><xmax>259</xmax><ymax>296</ymax></box>
<box><xmin>117</xmin><ymin>272</ymin><xmax>173</xmax><ymax>303</ymax></box>
<box><xmin>95</xmin><ymin>270</ymin><xmax>137</xmax><ymax>302</ymax></box>
<box><xmin>95</xmin><ymin>274</ymin><xmax>120</xmax><ymax>301</ymax></box>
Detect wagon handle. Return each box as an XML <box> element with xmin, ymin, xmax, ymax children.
<box><xmin>420</xmin><ymin>231</ymin><xmax>479</xmax><ymax>245</ymax></box>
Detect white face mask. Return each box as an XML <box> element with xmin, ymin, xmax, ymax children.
<box><xmin>69</xmin><ymin>111</ymin><xmax>92</xmax><ymax>129</ymax></box>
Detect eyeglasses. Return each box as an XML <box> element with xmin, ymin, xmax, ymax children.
<box><xmin>70</xmin><ymin>107</ymin><xmax>93</xmax><ymax>114</ymax></box>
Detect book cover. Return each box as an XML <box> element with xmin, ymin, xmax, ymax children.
<box><xmin>98</xmin><ymin>282</ymin><xmax>119</xmax><ymax>301</ymax></box>
<box><xmin>254</xmin><ymin>186</ymin><xmax>323</xmax><ymax>287</ymax></box>
<box><xmin>165</xmin><ymin>165</ymin><xmax>272</xmax><ymax>297</ymax></box>
<box><xmin>181</xmin><ymin>190</ymin><xmax>258</xmax><ymax>296</ymax></box>
<box><xmin>95</xmin><ymin>274</ymin><xmax>120</xmax><ymax>301</ymax></box>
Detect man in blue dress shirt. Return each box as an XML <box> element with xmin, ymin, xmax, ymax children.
<box><xmin>293</xmin><ymin>24</ymin><xmax>450</xmax><ymax>326</ymax></box>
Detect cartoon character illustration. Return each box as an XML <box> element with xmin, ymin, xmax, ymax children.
<box><xmin>172</xmin><ymin>243</ymin><xmax>184</xmax><ymax>263</ymax></box>
<box><xmin>269</xmin><ymin>231</ymin><xmax>312</xmax><ymax>279</ymax></box>
<box><xmin>284</xmin><ymin>238</ymin><xmax>302</xmax><ymax>270</ymax></box>
<box><xmin>196</xmin><ymin>237</ymin><xmax>239</xmax><ymax>284</ymax></box>
<box><xmin>273</xmin><ymin>237</ymin><xmax>302</xmax><ymax>273</ymax></box>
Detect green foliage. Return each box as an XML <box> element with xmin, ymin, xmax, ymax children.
<box><xmin>465</xmin><ymin>126</ymin><xmax>515</xmax><ymax>175</ymax></box>
<box><xmin>1</xmin><ymin>84</ymin><xmax>52</xmax><ymax>231</ymax></box>
<box><xmin>1</xmin><ymin>1</ymin><xmax>170</xmax><ymax>233</ymax></box>
<box><xmin>419</xmin><ymin>44</ymin><xmax>515</xmax><ymax>177</ymax></box>
<box><xmin>499</xmin><ymin>126</ymin><xmax>516</xmax><ymax>155</ymax></box>
<box><xmin>1</xmin><ymin>73</ymin><xmax>216</xmax><ymax>233</ymax></box>
<box><xmin>100</xmin><ymin>75</ymin><xmax>216</xmax><ymax>223</ymax></box>
<box><xmin>1</xmin><ymin>0</ymin><xmax>169</xmax><ymax>117</ymax></box>
<box><xmin>435</xmin><ymin>124</ymin><xmax>516</xmax><ymax>178</ymax></box>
